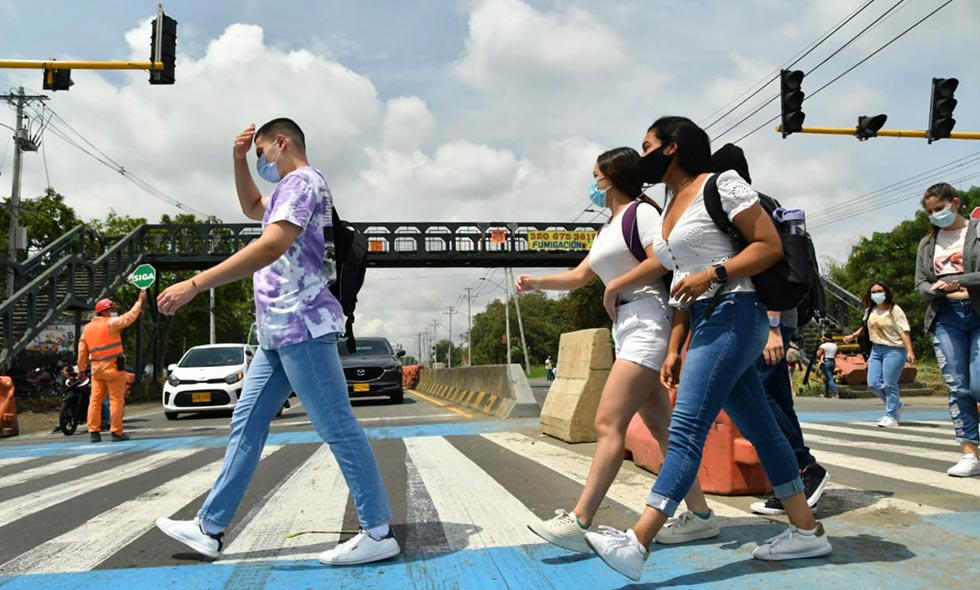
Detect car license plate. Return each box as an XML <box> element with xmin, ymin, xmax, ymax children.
<box><xmin>192</xmin><ymin>392</ymin><xmax>212</xmax><ymax>403</ymax></box>
<box><xmin>353</xmin><ymin>383</ymin><xmax>370</xmax><ymax>393</ymax></box>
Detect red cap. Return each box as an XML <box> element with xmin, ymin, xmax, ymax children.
<box><xmin>94</xmin><ymin>299</ymin><xmax>118</xmax><ymax>314</ymax></box>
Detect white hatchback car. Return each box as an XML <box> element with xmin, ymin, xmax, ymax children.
<box><xmin>163</xmin><ymin>344</ymin><xmax>253</xmax><ymax>420</ymax></box>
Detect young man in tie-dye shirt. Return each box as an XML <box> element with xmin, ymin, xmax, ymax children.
<box><xmin>155</xmin><ymin>118</ymin><xmax>398</xmax><ymax>565</ymax></box>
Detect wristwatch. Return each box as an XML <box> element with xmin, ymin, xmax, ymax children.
<box><xmin>769</xmin><ymin>316</ymin><xmax>782</xmax><ymax>329</ymax></box>
<box><xmin>712</xmin><ymin>264</ymin><xmax>729</xmax><ymax>284</ymax></box>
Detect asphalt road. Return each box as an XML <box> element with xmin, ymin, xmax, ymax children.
<box><xmin>0</xmin><ymin>387</ymin><xmax>976</xmax><ymax>590</ymax></box>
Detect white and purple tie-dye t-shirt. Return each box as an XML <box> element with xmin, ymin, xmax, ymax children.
<box><xmin>253</xmin><ymin>166</ymin><xmax>344</xmax><ymax>350</ymax></box>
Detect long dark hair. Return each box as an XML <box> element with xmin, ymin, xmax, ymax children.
<box><xmin>922</xmin><ymin>182</ymin><xmax>965</xmax><ymax>237</ymax></box>
<box><xmin>862</xmin><ymin>281</ymin><xmax>895</xmax><ymax>311</ymax></box>
<box><xmin>597</xmin><ymin>147</ymin><xmax>662</xmax><ymax>212</ymax></box>
<box><xmin>647</xmin><ymin>116</ymin><xmax>712</xmax><ymax>177</ymax></box>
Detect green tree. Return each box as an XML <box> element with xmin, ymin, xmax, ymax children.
<box><xmin>0</xmin><ymin>188</ymin><xmax>80</xmax><ymax>256</ymax></box>
<box><xmin>557</xmin><ymin>277</ymin><xmax>612</xmax><ymax>332</ymax></box>
<box><xmin>827</xmin><ymin>185</ymin><xmax>979</xmax><ymax>357</ymax></box>
<box><xmin>90</xmin><ymin>209</ymin><xmax>148</xmax><ymax>236</ymax></box>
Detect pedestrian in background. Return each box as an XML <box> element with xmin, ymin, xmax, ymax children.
<box><xmin>583</xmin><ymin>117</ymin><xmax>829</xmax><ymax>582</ymax></box>
<box><xmin>816</xmin><ymin>335</ymin><xmax>840</xmax><ymax>399</ymax></box>
<box><xmin>844</xmin><ymin>281</ymin><xmax>915</xmax><ymax>427</ymax></box>
<box><xmin>77</xmin><ymin>291</ymin><xmax>146</xmax><ymax>442</ymax></box>
<box><xmin>545</xmin><ymin>356</ymin><xmax>555</xmax><ymax>381</ymax></box>
<box><xmin>915</xmin><ymin>182</ymin><xmax>980</xmax><ymax>477</ymax></box>
<box><xmin>517</xmin><ymin>146</ymin><xmax>719</xmax><ymax>555</ymax></box>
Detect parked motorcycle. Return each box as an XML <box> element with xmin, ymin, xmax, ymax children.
<box><xmin>27</xmin><ymin>365</ymin><xmax>62</xmax><ymax>397</ymax></box>
<box><xmin>57</xmin><ymin>368</ymin><xmax>109</xmax><ymax>435</ymax></box>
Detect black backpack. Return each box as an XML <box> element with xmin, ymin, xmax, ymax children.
<box><xmin>325</xmin><ymin>206</ymin><xmax>368</xmax><ymax>354</ymax></box>
<box><xmin>702</xmin><ymin>174</ymin><xmax>820</xmax><ymax>319</ymax></box>
<box><xmin>621</xmin><ymin>197</ymin><xmax>674</xmax><ymax>294</ymax></box>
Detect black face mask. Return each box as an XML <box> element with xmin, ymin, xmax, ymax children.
<box><xmin>636</xmin><ymin>145</ymin><xmax>673</xmax><ymax>185</ymax></box>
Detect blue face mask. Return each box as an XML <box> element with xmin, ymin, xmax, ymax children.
<box><xmin>929</xmin><ymin>206</ymin><xmax>956</xmax><ymax>229</ymax></box>
<box><xmin>256</xmin><ymin>141</ymin><xmax>282</xmax><ymax>183</ymax></box>
<box><xmin>589</xmin><ymin>178</ymin><xmax>608</xmax><ymax>208</ymax></box>
<box><xmin>870</xmin><ymin>293</ymin><xmax>886</xmax><ymax>305</ymax></box>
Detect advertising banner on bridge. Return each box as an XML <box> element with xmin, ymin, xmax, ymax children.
<box><xmin>26</xmin><ymin>321</ymin><xmax>76</xmax><ymax>353</ymax></box>
<box><xmin>527</xmin><ymin>230</ymin><xmax>596</xmax><ymax>251</ymax></box>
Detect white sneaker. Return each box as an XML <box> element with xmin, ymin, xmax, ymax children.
<box><xmin>654</xmin><ymin>510</ymin><xmax>720</xmax><ymax>545</ymax></box>
<box><xmin>155</xmin><ymin>517</ymin><xmax>223</xmax><ymax>559</ymax></box>
<box><xmin>947</xmin><ymin>454</ymin><xmax>980</xmax><ymax>477</ymax></box>
<box><xmin>753</xmin><ymin>523</ymin><xmax>833</xmax><ymax>561</ymax></box>
<box><xmin>318</xmin><ymin>529</ymin><xmax>400</xmax><ymax>566</ymax></box>
<box><xmin>527</xmin><ymin>509</ymin><xmax>590</xmax><ymax>553</ymax></box>
<box><xmin>584</xmin><ymin>527</ymin><xmax>649</xmax><ymax>581</ymax></box>
<box><xmin>877</xmin><ymin>416</ymin><xmax>899</xmax><ymax>428</ymax></box>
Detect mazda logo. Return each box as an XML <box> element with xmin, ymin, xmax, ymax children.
<box><xmin>356</xmin><ymin>369</ymin><xmax>365</xmax><ymax>376</ymax></box>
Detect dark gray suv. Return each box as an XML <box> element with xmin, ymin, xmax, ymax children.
<box><xmin>338</xmin><ymin>337</ymin><xmax>405</xmax><ymax>404</ymax></box>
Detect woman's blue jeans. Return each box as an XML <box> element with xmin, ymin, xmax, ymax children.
<box><xmin>198</xmin><ymin>332</ymin><xmax>392</xmax><ymax>532</ymax></box>
<box><xmin>646</xmin><ymin>293</ymin><xmax>804</xmax><ymax>516</ymax></box>
<box><xmin>932</xmin><ymin>299</ymin><xmax>980</xmax><ymax>445</ymax></box>
<box><xmin>867</xmin><ymin>344</ymin><xmax>906</xmax><ymax>420</ymax></box>
<box><xmin>821</xmin><ymin>360</ymin><xmax>839</xmax><ymax>396</ymax></box>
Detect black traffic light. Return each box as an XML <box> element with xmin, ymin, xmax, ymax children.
<box><xmin>149</xmin><ymin>10</ymin><xmax>177</xmax><ymax>85</ymax></box>
<box><xmin>928</xmin><ymin>77</ymin><xmax>958</xmax><ymax>143</ymax></box>
<box><xmin>779</xmin><ymin>69</ymin><xmax>806</xmax><ymax>138</ymax></box>
<box><xmin>855</xmin><ymin>114</ymin><xmax>887</xmax><ymax>141</ymax></box>
<box><xmin>42</xmin><ymin>68</ymin><xmax>73</xmax><ymax>91</ymax></box>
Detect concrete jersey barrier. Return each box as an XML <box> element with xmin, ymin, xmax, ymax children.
<box><xmin>539</xmin><ymin>328</ymin><xmax>612</xmax><ymax>443</ymax></box>
<box><xmin>413</xmin><ymin>364</ymin><xmax>539</xmax><ymax>419</ymax></box>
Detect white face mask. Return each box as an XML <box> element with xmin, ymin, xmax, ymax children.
<box><xmin>870</xmin><ymin>293</ymin><xmax>886</xmax><ymax>305</ymax></box>
<box><xmin>110</xmin><ymin>312</ymin><xmax>119</xmax><ymax>318</ymax></box>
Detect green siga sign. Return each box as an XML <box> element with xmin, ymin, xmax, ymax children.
<box><xmin>129</xmin><ymin>264</ymin><xmax>156</xmax><ymax>289</ymax></box>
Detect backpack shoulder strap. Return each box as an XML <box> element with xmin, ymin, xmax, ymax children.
<box><xmin>702</xmin><ymin>173</ymin><xmax>733</xmax><ymax>235</ymax></box>
<box><xmin>621</xmin><ymin>200</ymin><xmax>647</xmax><ymax>262</ymax></box>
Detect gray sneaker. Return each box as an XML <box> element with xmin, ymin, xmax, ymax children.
<box><xmin>753</xmin><ymin>522</ymin><xmax>833</xmax><ymax>561</ymax></box>
<box><xmin>527</xmin><ymin>509</ymin><xmax>590</xmax><ymax>553</ymax></box>
<box><xmin>654</xmin><ymin>510</ymin><xmax>720</xmax><ymax>545</ymax></box>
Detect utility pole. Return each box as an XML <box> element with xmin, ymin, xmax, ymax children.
<box><xmin>507</xmin><ymin>268</ymin><xmax>531</xmax><ymax>374</ymax></box>
<box><xmin>417</xmin><ymin>331</ymin><xmax>424</xmax><ymax>366</ymax></box>
<box><xmin>209</xmin><ymin>288</ymin><xmax>216</xmax><ymax>344</ymax></box>
<box><xmin>444</xmin><ymin>305</ymin><xmax>459</xmax><ymax>368</ymax></box>
<box><xmin>430</xmin><ymin>319</ymin><xmax>441</xmax><ymax>367</ymax></box>
<box><xmin>464</xmin><ymin>287</ymin><xmax>474</xmax><ymax>367</ymax></box>
<box><xmin>504</xmin><ymin>274</ymin><xmax>511</xmax><ymax>366</ymax></box>
<box><xmin>2</xmin><ymin>87</ymin><xmax>47</xmax><ymax>299</ymax></box>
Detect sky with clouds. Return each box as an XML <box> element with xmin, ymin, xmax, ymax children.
<box><xmin>2</xmin><ymin>0</ymin><xmax>979</xmax><ymax>355</ymax></box>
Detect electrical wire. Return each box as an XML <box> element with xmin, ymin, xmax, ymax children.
<box><xmin>702</xmin><ymin>0</ymin><xmax>878</xmax><ymax>132</ymax></box>
<box><xmin>725</xmin><ymin>0</ymin><xmax>954</xmax><ymax>145</ymax></box>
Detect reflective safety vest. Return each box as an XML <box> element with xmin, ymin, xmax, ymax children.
<box><xmin>82</xmin><ymin>317</ymin><xmax>124</xmax><ymax>363</ymax></box>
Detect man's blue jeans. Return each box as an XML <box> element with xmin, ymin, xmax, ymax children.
<box><xmin>646</xmin><ymin>293</ymin><xmax>804</xmax><ymax>516</ymax></box>
<box><xmin>932</xmin><ymin>299</ymin><xmax>980</xmax><ymax>445</ymax></box>
<box><xmin>868</xmin><ymin>344</ymin><xmax>906</xmax><ymax>420</ymax></box>
<box><xmin>198</xmin><ymin>332</ymin><xmax>392</xmax><ymax>532</ymax></box>
<box><xmin>820</xmin><ymin>360</ymin><xmax>839</xmax><ymax>397</ymax></box>
<box><xmin>756</xmin><ymin>327</ymin><xmax>816</xmax><ymax>471</ymax></box>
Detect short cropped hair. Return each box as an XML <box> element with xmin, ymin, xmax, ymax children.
<box><xmin>255</xmin><ymin>118</ymin><xmax>306</xmax><ymax>152</ymax></box>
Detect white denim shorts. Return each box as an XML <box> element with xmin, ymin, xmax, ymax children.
<box><xmin>612</xmin><ymin>297</ymin><xmax>673</xmax><ymax>372</ymax></box>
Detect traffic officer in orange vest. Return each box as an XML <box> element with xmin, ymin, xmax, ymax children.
<box><xmin>78</xmin><ymin>290</ymin><xmax>147</xmax><ymax>442</ymax></box>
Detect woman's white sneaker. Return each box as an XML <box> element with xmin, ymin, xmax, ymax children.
<box><xmin>155</xmin><ymin>517</ymin><xmax>223</xmax><ymax>559</ymax></box>
<box><xmin>877</xmin><ymin>416</ymin><xmax>899</xmax><ymax>428</ymax></box>
<box><xmin>753</xmin><ymin>523</ymin><xmax>832</xmax><ymax>561</ymax></box>
<box><xmin>654</xmin><ymin>510</ymin><xmax>720</xmax><ymax>545</ymax></box>
<box><xmin>318</xmin><ymin>529</ymin><xmax>401</xmax><ymax>566</ymax></box>
<box><xmin>527</xmin><ymin>509</ymin><xmax>590</xmax><ymax>553</ymax></box>
<box><xmin>584</xmin><ymin>527</ymin><xmax>649</xmax><ymax>581</ymax></box>
<box><xmin>947</xmin><ymin>454</ymin><xmax>980</xmax><ymax>477</ymax></box>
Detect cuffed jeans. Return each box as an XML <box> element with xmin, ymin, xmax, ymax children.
<box><xmin>647</xmin><ymin>293</ymin><xmax>804</xmax><ymax>516</ymax></box>
<box><xmin>868</xmin><ymin>344</ymin><xmax>906</xmax><ymax>420</ymax></box>
<box><xmin>756</xmin><ymin>326</ymin><xmax>816</xmax><ymax>471</ymax></box>
<box><xmin>932</xmin><ymin>299</ymin><xmax>980</xmax><ymax>445</ymax></box>
<box><xmin>820</xmin><ymin>360</ymin><xmax>839</xmax><ymax>397</ymax></box>
<box><xmin>198</xmin><ymin>332</ymin><xmax>392</xmax><ymax>532</ymax></box>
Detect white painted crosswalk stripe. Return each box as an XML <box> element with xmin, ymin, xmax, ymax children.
<box><xmin>0</xmin><ymin>449</ymin><xmax>196</xmax><ymax>527</ymax></box>
<box><xmin>481</xmin><ymin>431</ymin><xmax>752</xmax><ymax>520</ymax></box>
<box><xmin>815</xmin><ymin>449</ymin><xmax>980</xmax><ymax>497</ymax></box>
<box><xmin>404</xmin><ymin>436</ymin><xmax>543</xmax><ymax>550</ymax></box>
<box><xmin>221</xmin><ymin>445</ymin><xmax>349</xmax><ymax>563</ymax></box>
<box><xmin>805</xmin><ymin>433</ymin><xmax>961</xmax><ymax>464</ymax></box>
<box><xmin>0</xmin><ymin>446</ymin><xmax>283</xmax><ymax>575</ymax></box>
<box><xmin>0</xmin><ymin>452</ymin><xmax>113</xmax><ymax>490</ymax></box>
<box><xmin>802</xmin><ymin>422</ymin><xmax>959</xmax><ymax>446</ymax></box>
<box><xmin>0</xmin><ymin>456</ymin><xmax>39</xmax><ymax>469</ymax></box>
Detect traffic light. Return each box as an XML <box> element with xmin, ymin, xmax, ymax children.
<box><xmin>928</xmin><ymin>77</ymin><xmax>958</xmax><ymax>143</ymax></box>
<box><xmin>779</xmin><ymin>69</ymin><xmax>805</xmax><ymax>138</ymax></box>
<box><xmin>855</xmin><ymin>114</ymin><xmax>887</xmax><ymax>141</ymax></box>
<box><xmin>42</xmin><ymin>68</ymin><xmax>72</xmax><ymax>91</ymax></box>
<box><xmin>149</xmin><ymin>9</ymin><xmax>177</xmax><ymax>84</ymax></box>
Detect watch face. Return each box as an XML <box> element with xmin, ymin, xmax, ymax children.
<box><xmin>769</xmin><ymin>317</ymin><xmax>780</xmax><ymax>328</ymax></box>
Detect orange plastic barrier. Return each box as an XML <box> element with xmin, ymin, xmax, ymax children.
<box><xmin>835</xmin><ymin>353</ymin><xmax>916</xmax><ymax>386</ymax></box>
<box><xmin>0</xmin><ymin>376</ymin><xmax>18</xmax><ymax>438</ymax></box>
<box><xmin>624</xmin><ymin>390</ymin><xmax>771</xmax><ymax>496</ymax></box>
<box><xmin>402</xmin><ymin>365</ymin><xmax>422</xmax><ymax>389</ymax></box>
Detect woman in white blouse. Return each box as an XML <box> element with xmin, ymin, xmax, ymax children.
<box><xmin>517</xmin><ymin>147</ymin><xmax>717</xmax><ymax>554</ymax></box>
<box><xmin>584</xmin><ymin>117</ymin><xmax>830</xmax><ymax>581</ymax></box>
